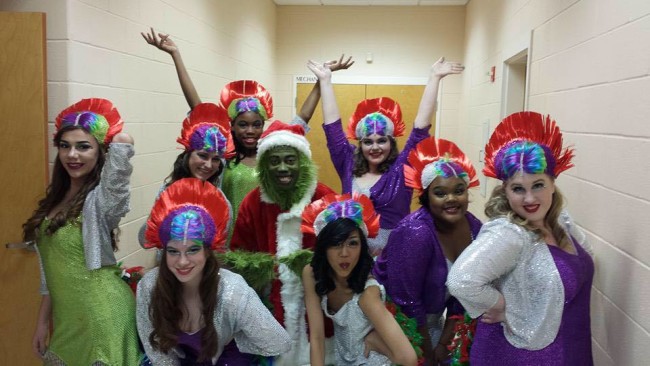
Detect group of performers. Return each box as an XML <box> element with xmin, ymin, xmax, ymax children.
<box><xmin>21</xmin><ymin>28</ymin><xmax>594</xmax><ymax>366</ymax></box>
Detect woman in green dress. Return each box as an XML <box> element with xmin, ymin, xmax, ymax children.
<box><xmin>22</xmin><ymin>98</ymin><xmax>142</xmax><ymax>365</ymax></box>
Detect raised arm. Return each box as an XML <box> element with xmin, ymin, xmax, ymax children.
<box><xmin>302</xmin><ymin>265</ymin><xmax>326</xmax><ymax>366</ymax></box>
<box><xmin>359</xmin><ymin>286</ymin><xmax>418</xmax><ymax>366</ymax></box>
<box><xmin>298</xmin><ymin>55</ymin><xmax>354</xmax><ymax>123</ymax></box>
<box><xmin>307</xmin><ymin>60</ymin><xmax>339</xmax><ymax>125</ymax></box>
<box><xmin>413</xmin><ymin>57</ymin><xmax>465</xmax><ymax>129</ymax></box>
<box><xmin>141</xmin><ymin>28</ymin><xmax>201</xmax><ymax>108</ymax></box>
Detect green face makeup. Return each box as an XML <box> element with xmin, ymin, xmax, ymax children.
<box><xmin>266</xmin><ymin>146</ymin><xmax>300</xmax><ymax>191</ymax></box>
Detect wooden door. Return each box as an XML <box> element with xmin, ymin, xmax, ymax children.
<box><xmin>297</xmin><ymin>83</ymin><xmax>427</xmax><ymax>210</ymax></box>
<box><xmin>0</xmin><ymin>12</ymin><xmax>48</xmax><ymax>365</ymax></box>
<box><xmin>296</xmin><ymin>83</ymin><xmax>365</xmax><ymax>193</ymax></box>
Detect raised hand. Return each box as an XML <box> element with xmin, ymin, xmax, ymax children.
<box><xmin>141</xmin><ymin>27</ymin><xmax>178</xmax><ymax>54</ymax></box>
<box><xmin>307</xmin><ymin>59</ymin><xmax>333</xmax><ymax>81</ymax></box>
<box><xmin>431</xmin><ymin>57</ymin><xmax>465</xmax><ymax>78</ymax></box>
<box><xmin>326</xmin><ymin>54</ymin><xmax>355</xmax><ymax>72</ymax></box>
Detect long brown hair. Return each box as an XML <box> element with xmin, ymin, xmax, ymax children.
<box><xmin>352</xmin><ymin>135</ymin><xmax>399</xmax><ymax>177</ymax></box>
<box><xmin>22</xmin><ymin>126</ymin><xmax>118</xmax><ymax>249</ymax></box>
<box><xmin>485</xmin><ymin>182</ymin><xmax>569</xmax><ymax>249</ymax></box>
<box><xmin>149</xmin><ymin>249</ymin><xmax>220</xmax><ymax>362</ymax></box>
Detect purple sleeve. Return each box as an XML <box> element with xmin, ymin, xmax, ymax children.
<box><xmin>394</xmin><ymin>126</ymin><xmax>430</xmax><ymax>167</ymax></box>
<box><xmin>322</xmin><ymin>120</ymin><xmax>355</xmax><ymax>193</ymax></box>
<box><xmin>377</xmin><ymin>218</ymin><xmax>433</xmax><ymax>327</ymax></box>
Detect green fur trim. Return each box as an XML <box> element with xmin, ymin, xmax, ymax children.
<box><xmin>257</xmin><ymin>149</ymin><xmax>317</xmax><ymax>211</ymax></box>
<box><xmin>278</xmin><ymin>249</ymin><xmax>314</xmax><ymax>279</ymax></box>
<box><xmin>217</xmin><ymin>250</ymin><xmax>276</xmax><ymax>290</ymax></box>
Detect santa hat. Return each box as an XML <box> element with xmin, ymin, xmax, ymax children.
<box><xmin>257</xmin><ymin>120</ymin><xmax>311</xmax><ymax>159</ymax></box>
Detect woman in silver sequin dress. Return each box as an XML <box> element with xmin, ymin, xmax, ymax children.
<box><xmin>301</xmin><ymin>194</ymin><xmax>417</xmax><ymax>366</ymax></box>
<box><xmin>137</xmin><ymin>178</ymin><xmax>291</xmax><ymax>365</ymax></box>
<box><xmin>447</xmin><ymin>112</ymin><xmax>594</xmax><ymax>365</ymax></box>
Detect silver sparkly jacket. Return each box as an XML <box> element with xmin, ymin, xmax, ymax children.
<box><xmin>447</xmin><ymin>210</ymin><xmax>593</xmax><ymax>350</ymax></box>
<box><xmin>136</xmin><ymin>268</ymin><xmax>292</xmax><ymax>365</ymax></box>
<box><xmin>37</xmin><ymin>143</ymin><xmax>134</xmax><ymax>295</ymax></box>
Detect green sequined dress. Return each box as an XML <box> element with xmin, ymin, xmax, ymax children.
<box><xmin>222</xmin><ymin>162</ymin><xmax>258</xmax><ymax>244</ymax></box>
<box><xmin>38</xmin><ymin>218</ymin><xmax>141</xmax><ymax>366</ymax></box>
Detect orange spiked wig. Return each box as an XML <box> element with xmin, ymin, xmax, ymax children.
<box><xmin>177</xmin><ymin>103</ymin><xmax>234</xmax><ymax>158</ymax></box>
<box><xmin>302</xmin><ymin>193</ymin><xmax>380</xmax><ymax>238</ymax></box>
<box><xmin>144</xmin><ymin>178</ymin><xmax>230</xmax><ymax>251</ymax></box>
<box><xmin>483</xmin><ymin>112</ymin><xmax>574</xmax><ymax>181</ymax></box>
<box><xmin>404</xmin><ymin>137</ymin><xmax>479</xmax><ymax>192</ymax></box>
<box><xmin>347</xmin><ymin>97</ymin><xmax>405</xmax><ymax>140</ymax></box>
<box><xmin>220</xmin><ymin>80</ymin><xmax>273</xmax><ymax>121</ymax></box>
<box><xmin>55</xmin><ymin>98</ymin><xmax>123</xmax><ymax>145</ymax></box>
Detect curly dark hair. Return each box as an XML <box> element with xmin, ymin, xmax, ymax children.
<box><xmin>311</xmin><ymin>218</ymin><xmax>374</xmax><ymax>296</ymax></box>
<box><xmin>22</xmin><ymin>125</ymin><xmax>120</xmax><ymax>250</ymax></box>
<box><xmin>164</xmin><ymin>151</ymin><xmax>223</xmax><ymax>188</ymax></box>
<box><xmin>149</xmin><ymin>248</ymin><xmax>220</xmax><ymax>362</ymax></box>
<box><xmin>352</xmin><ymin>136</ymin><xmax>399</xmax><ymax>177</ymax></box>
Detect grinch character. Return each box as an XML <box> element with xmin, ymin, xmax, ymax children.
<box><xmin>229</xmin><ymin>121</ymin><xmax>336</xmax><ymax>365</ymax></box>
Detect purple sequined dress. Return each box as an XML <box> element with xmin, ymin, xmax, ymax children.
<box><xmin>470</xmin><ymin>239</ymin><xmax>594</xmax><ymax>365</ymax></box>
<box><xmin>323</xmin><ymin>120</ymin><xmax>429</xmax><ymax>253</ymax></box>
<box><xmin>373</xmin><ymin>208</ymin><xmax>482</xmax><ymax>344</ymax></box>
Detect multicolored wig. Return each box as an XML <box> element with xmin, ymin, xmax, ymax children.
<box><xmin>405</xmin><ymin>137</ymin><xmax>479</xmax><ymax>192</ymax></box>
<box><xmin>302</xmin><ymin>193</ymin><xmax>380</xmax><ymax>238</ymax></box>
<box><xmin>483</xmin><ymin>112</ymin><xmax>574</xmax><ymax>181</ymax></box>
<box><xmin>176</xmin><ymin>103</ymin><xmax>234</xmax><ymax>158</ymax></box>
<box><xmin>55</xmin><ymin>98</ymin><xmax>123</xmax><ymax>145</ymax></box>
<box><xmin>144</xmin><ymin>178</ymin><xmax>230</xmax><ymax>252</ymax></box>
<box><xmin>219</xmin><ymin>80</ymin><xmax>273</xmax><ymax>121</ymax></box>
<box><xmin>347</xmin><ymin>97</ymin><xmax>405</xmax><ymax>140</ymax></box>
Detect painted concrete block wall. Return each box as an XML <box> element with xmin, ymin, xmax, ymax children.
<box><xmin>276</xmin><ymin>5</ymin><xmax>466</xmax><ymax>134</ymax></box>
<box><xmin>1</xmin><ymin>0</ymin><xmax>279</xmax><ymax>268</ymax></box>
<box><xmin>460</xmin><ymin>0</ymin><xmax>650</xmax><ymax>364</ymax></box>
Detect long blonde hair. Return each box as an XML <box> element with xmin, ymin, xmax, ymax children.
<box><xmin>485</xmin><ymin>182</ymin><xmax>570</xmax><ymax>249</ymax></box>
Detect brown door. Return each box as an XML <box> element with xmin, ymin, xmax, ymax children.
<box><xmin>0</xmin><ymin>12</ymin><xmax>48</xmax><ymax>365</ymax></box>
<box><xmin>297</xmin><ymin>83</ymin><xmax>428</xmax><ymax>210</ymax></box>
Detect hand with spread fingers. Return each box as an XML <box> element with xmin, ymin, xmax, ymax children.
<box><xmin>141</xmin><ymin>27</ymin><xmax>178</xmax><ymax>55</ymax></box>
<box><xmin>326</xmin><ymin>54</ymin><xmax>355</xmax><ymax>72</ymax></box>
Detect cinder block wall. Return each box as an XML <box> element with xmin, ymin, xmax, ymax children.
<box><xmin>1</xmin><ymin>0</ymin><xmax>279</xmax><ymax>268</ymax></box>
<box><xmin>459</xmin><ymin>1</ymin><xmax>650</xmax><ymax>364</ymax></box>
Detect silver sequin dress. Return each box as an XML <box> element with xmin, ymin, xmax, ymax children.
<box><xmin>447</xmin><ymin>210</ymin><xmax>593</xmax><ymax>351</ymax></box>
<box><xmin>136</xmin><ymin>268</ymin><xmax>291</xmax><ymax>365</ymax></box>
<box><xmin>321</xmin><ymin>279</ymin><xmax>391</xmax><ymax>366</ymax></box>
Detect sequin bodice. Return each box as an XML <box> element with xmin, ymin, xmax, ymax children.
<box><xmin>37</xmin><ymin>219</ymin><xmax>141</xmax><ymax>365</ymax></box>
<box><xmin>321</xmin><ymin>279</ymin><xmax>391</xmax><ymax>366</ymax></box>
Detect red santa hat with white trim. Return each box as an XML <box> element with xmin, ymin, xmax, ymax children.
<box><xmin>256</xmin><ymin>120</ymin><xmax>312</xmax><ymax>159</ymax></box>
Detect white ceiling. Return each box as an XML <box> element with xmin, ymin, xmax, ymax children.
<box><xmin>273</xmin><ymin>0</ymin><xmax>468</xmax><ymax>6</ymax></box>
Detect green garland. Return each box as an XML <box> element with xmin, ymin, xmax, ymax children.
<box><xmin>217</xmin><ymin>250</ymin><xmax>276</xmax><ymax>291</ymax></box>
<box><xmin>278</xmin><ymin>249</ymin><xmax>314</xmax><ymax>278</ymax></box>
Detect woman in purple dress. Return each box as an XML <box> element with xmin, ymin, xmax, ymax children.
<box><xmin>307</xmin><ymin>58</ymin><xmax>464</xmax><ymax>255</ymax></box>
<box><xmin>373</xmin><ymin>137</ymin><xmax>482</xmax><ymax>365</ymax></box>
<box><xmin>447</xmin><ymin>111</ymin><xmax>594</xmax><ymax>365</ymax></box>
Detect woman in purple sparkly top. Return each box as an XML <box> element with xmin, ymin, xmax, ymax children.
<box><xmin>447</xmin><ymin>112</ymin><xmax>594</xmax><ymax>365</ymax></box>
<box><xmin>373</xmin><ymin>137</ymin><xmax>482</xmax><ymax>365</ymax></box>
<box><xmin>307</xmin><ymin>58</ymin><xmax>464</xmax><ymax>255</ymax></box>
